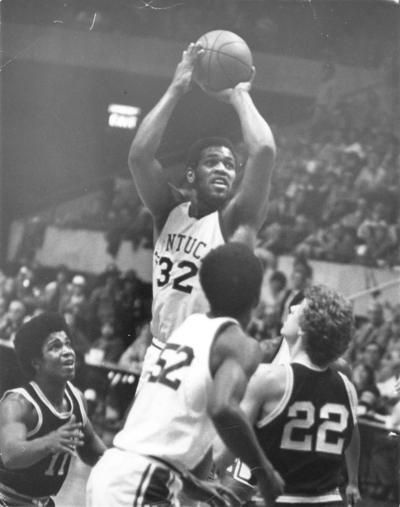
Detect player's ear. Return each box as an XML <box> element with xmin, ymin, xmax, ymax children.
<box><xmin>31</xmin><ymin>357</ymin><xmax>41</xmax><ymax>373</ymax></box>
<box><xmin>186</xmin><ymin>168</ymin><xmax>196</xmax><ymax>184</ymax></box>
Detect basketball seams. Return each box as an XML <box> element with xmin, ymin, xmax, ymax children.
<box><xmin>195</xmin><ymin>30</ymin><xmax>252</xmax><ymax>91</ymax></box>
<box><xmin>216</xmin><ymin>39</ymin><xmax>248</xmax><ymax>52</ymax></box>
<box><xmin>215</xmin><ymin>51</ymin><xmax>251</xmax><ymax>90</ymax></box>
<box><xmin>211</xmin><ymin>48</ymin><xmax>252</xmax><ymax>69</ymax></box>
<box><xmin>208</xmin><ymin>30</ymin><xmax>225</xmax><ymax>90</ymax></box>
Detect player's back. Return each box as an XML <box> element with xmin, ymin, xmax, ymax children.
<box><xmin>114</xmin><ymin>313</ymin><xmax>237</xmax><ymax>471</ymax></box>
<box><xmin>255</xmin><ymin>363</ymin><xmax>357</xmax><ymax>501</ymax></box>
<box><xmin>152</xmin><ymin>202</ymin><xmax>225</xmax><ymax>343</ymax></box>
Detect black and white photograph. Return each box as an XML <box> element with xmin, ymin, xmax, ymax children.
<box><xmin>0</xmin><ymin>1</ymin><xmax>399</xmax><ymax>505</ymax></box>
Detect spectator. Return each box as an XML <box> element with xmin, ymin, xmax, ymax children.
<box><xmin>348</xmin><ymin>302</ymin><xmax>392</xmax><ymax>362</ymax></box>
<box><xmin>117</xmin><ymin>323</ymin><xmax>152</xmax><ymax>376</ymax></box>
<box><xmin>43</xmin><ymin>264</ymin><xmax>70</xmax><ymax>312</ymax></box>
<box><xmin>89</xmin><ymin>320</ymin><xmax>125</xmax><ymax>365</ymax></box>
<box><xmin>59</xmin><ymin>274</ymin><xmax>90</xmax><ymax>331</ymax></box>
<box><xmin>114</xmin><ymin>270</ymin><xmax>146</xmax><ymax>346</ymax></box>
<box><xmin>362</xmin><ymin>342</ymin><xmax>384</xmax><ymax>371</ymax></box>
<box><xmin>352</xmin><ymin>362</ymin><xmax>378</xmax><ymax>398</ymax></box>
<box><xmin>0</xmin><ymin>300</ymin><xmax>27</xmax><ymax>342</ymax></box>
<box><xmin>88</xmin><ymin>264</ymin><xmax>120</xmax><ymax>336</ymax></box>
<box><xmin>280</xmin><ymin>259</ymin><xmax>313</xmax><ymax>324</ymax></box>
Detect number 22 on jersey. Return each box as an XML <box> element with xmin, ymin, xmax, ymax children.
<box><xmin>281</xmin><ymin>401</ymin><xmax>349</xmax><ymax>455</ymax></box>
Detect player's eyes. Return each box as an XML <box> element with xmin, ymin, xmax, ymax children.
<box><xmin>205</xmin><ymin>158</ymin><xmax>218</xmax><ymax>166</ymax></box>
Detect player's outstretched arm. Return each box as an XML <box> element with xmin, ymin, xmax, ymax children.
<box><xmin>0</xmin><ymin>395</ymin><xmax>84</xmax><ymax>469</ymax></box>
<box><xmin>208</xmin><ymin>326</ymin><xmax>284</xmax><ymax>506</ymax></box>
<box><xmin>210</xmin><ymin>76</ymin><xmax>276</xmax><ymax>236</ymax></box>
<box><xmin>128</xmin><ymin>43</ymin><xmax>203</xmax><ymax>232</ymax></box>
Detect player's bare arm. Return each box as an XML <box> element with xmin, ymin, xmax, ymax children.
<box><xmin>0</xmin><ymin>394</ymin><xmax>84</xmax><ymax>469</ymax></box>
<box><xmin>214</xmin><ymin>363</ymin><xmax>287</xmax><ymax>475</ymax></box>
<box><xmin>76</xmin><ymin>392</ymin><xmax>106</xmax><ymax>466</ymax></box>
<box><xmin>208</xmin><ymin>325</ymin><xmax>284</xmax><ymax>505</ymax></box>
<box><xmin>128</xmin><ymin>43</ymin><xmax>203</xmax><ymax>234</ymax></box>
<box><xmin>343</xmin><ymin>379</ymin><xmax>361</xmax><ymax>506</ymax></box>
<box><xmin>242</xmin><ymin>364</ymin><xmax>288</xmax><ymax>425</ymax></box>
<box><xmin>345</xmin><ymin>423</ymin><xmax>361</xmax><ymax>506</ymax></box>
<box><xmin>208</xmin><ymin>77</ymin><xmax>276</xmax><ymax>237</ymax></box>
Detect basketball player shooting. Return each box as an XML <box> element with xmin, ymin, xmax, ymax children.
<box><xmin>128</xmin><ymin>42</ymin><xmax>276</xmax><ymax>387</ymax></box>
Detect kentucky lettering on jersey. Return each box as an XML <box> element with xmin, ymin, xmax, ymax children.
<box><xmin>114</xmin><ymin>314</ymin><xmax>237</xmax><ymax>471</ymax></box>
<box><xmin>164</xmin><ymin>233</ymin><xmax>207</xmax><ymax>259</ymax></box>
<box><xmin>152</xmin><ymin>202</ymin><xmax>226</xmax><ymax>343</ymax></box>
<box><xmin>0</xmin><ymin>381</ymin><xmax>86</xmax><ymax>498</ymax></box>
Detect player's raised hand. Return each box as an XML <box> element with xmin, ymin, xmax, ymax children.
<box><xmin>181</xmin><ymin>470</ymin><xmax>241</xmax><ymax>507</ymax></box>
<box><xmin>171</xmin><ymin>42</ymin><xmax>204</xmax><ymax>94</ymax></box>
<box><xmin>346</xmin><ymin>483</ymin><xmax>361</xmax><ymax>506</ymax></box>
<box><xmin>44</xmin><ymin>414</ymin><xmax>84</xmax><ymax>456</ymax></box>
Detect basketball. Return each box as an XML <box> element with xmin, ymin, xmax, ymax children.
<box><xmin>194</xmin><ymin>30</ymin><xmax>253</xmax><ymax>92</ymax></box>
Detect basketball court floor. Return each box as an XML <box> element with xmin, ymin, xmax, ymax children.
<box><xmin>57</xmin><ymin>456</ymin><xmax>396</xmax><ymax>507</ymax></box>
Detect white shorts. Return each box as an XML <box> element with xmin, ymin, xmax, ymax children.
<box><xmin>135</xmin><ymin>338</ymin><xmax>165</xmax><ymax>395</ymax></box>
<box><xmin>86</xmin><ymin>448</ymin><xmax>182</xmax><ymax>507</ymax></box>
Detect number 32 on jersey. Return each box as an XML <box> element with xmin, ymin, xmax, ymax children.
<box><xmin>156</xmin><ymin>256</ymin><xmax>198</xmax><ymax>294</ymax></box>
<box><xmin>148</xmin><ymin>343</ymin><xmax>194</xmax><ymax>390</ymax></box>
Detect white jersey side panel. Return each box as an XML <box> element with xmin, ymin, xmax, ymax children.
<box><xmin>114</xmin><ymin>314</ymin><xmax>237</xmax><ymax>471</ymax></box>
<box><xmin>151</xmin><ymin>202</ymin><xmax>225</xmax><ymax>343</ymax></box>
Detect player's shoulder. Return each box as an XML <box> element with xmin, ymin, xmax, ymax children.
<box><xmin>211</xmin><ymin>323</ymin><xmax>261</xmax><ymax>375</ymax></box>
<box><xmin>216</xmin><ymin>323</ymin><xmax>259</xmax><ymax>357</ymax></box>
<box><xmin>0</xmin><ymin>389</ymin><xmax>39</xmax><ymax>427</ymax></box>
<box><xmin>66</xmin><ymin>382</ymin><xmax>89</xmax><ymax>419</ymax></box>
<box><xmin>246</xmin><ymin>363</ymin><xmax>289</xmax><ymax>407</ymax></box>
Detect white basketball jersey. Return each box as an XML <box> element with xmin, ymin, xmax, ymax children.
<box><xmin>114</xmin><ymin>314</ymin><xmax>237</xmax><ymax>470</ymax></box>
<box><xmin>151</xmin><ymin>202</ymin><xmax>225</xmax><ymax>343</ymax></box>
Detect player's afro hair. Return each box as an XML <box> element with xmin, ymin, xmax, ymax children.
<box><xmin>186</xmin><ymin>137</ymin><xmax>238</xmax><ymax>171</ymax></box>
<box><xmin>199</xmin><ymin>242</ymin><xmax>263</xmax><ymax>318</ymax></box>
<box><xmin>14</xmin><ymin>312</ymin><xmax>72</xmax><ymax>379</ymax></box>
<box><xmin>300</xmin><ymin>285</ymin><xmax>354</xmax><ymax>368</ymax></box>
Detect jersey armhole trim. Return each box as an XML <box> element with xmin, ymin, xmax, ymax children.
<box><xmin>338</xmin><ymin>372</ymin><xmax>358</xmax><ymax>424</ymax></box>
<box><xmin>155</xmin><ymin>200</ymin><xmax>189</xmax><ymax>240</ymax></box>
<box><xmin>2</xmin><ymin>388</ymin><xmax>43</xmax><ymax>437</ymax></box>
<box><xmin>67</xmin><ymin>382</ymin><xmax>88</xmax><ymax>426</ymax></box>
<box><xmin>217</xmin><ymin>211</ymin><xmax>228</xmax><ymax>243</ymax></box>
<box><xmin>256</xmin><ymin>364</ymin><xmax>293</xmax><ymax>428</ymax></box>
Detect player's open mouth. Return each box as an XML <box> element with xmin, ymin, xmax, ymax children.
<box><xmin>62</xmin><ymin>359</ymin><xmax>75</xmax><ymax>367</ymax></box>
<box><xmin>211</xmin><ymin>178</ymin><xmax>229</xmax><ymax>189</ymax></box>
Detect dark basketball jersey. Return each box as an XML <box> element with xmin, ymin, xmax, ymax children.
<box><xmin>255</xmin><ymin>363</ymin><xmax>357</xmax><ymax>502</ymax></box>
<box><xmin>0</xmin><ymin>381</ymin><xmax>87</xmax><ymax>498</ymax></box>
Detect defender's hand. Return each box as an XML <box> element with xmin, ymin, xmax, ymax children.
<box><xmin>44</xmin><ymin>415</ymin><xmax>84</xmax><ymax>456</ymax></box>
